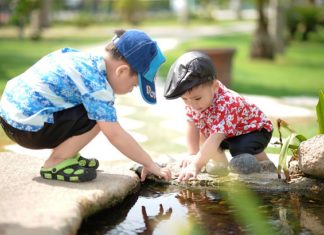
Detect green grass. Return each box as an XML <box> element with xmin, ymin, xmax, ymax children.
<box><xmin>159</xmin><ymin>33</ymin><xmax>324</xmax><ymax>97</ymax></box>
<box><xmin>0</xmin><ymin>36</ymin><xmax>110</xmax><ymax>92</ymax></box>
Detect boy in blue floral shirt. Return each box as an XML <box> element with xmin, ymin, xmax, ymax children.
<box><xmin>0</xmin><ymin>29</ymin><xmax>171</xmax><ymax>183</ymax></box>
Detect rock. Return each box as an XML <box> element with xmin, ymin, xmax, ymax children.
<box><xmin>205</xmin><ymin>160</ymin><xmax>229</xmax><ymax>177</ymax></box>
<box><xmin>298</xmin><ymin>135</ymin><xmax>324</xmax><ymax>179</ymax></box>
<box><xmin>288</xmin><ymin>160</ymin><xmax>303</xmax><ymax>178</ymax></box>
<box><xmin>259</xmin><ymin>159</ymin><xmax>277</xmax><ymax>173</ymax></box>
<box><xmin>229</xmin><ymin>154</ymin><xmax>261</xmax><ymax>174</ymax></box>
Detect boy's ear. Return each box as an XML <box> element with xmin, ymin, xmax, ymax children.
<box><xmin>115</xmin><ymin>64</ymin><xmax>130</xmax><ymax>76</ymax></box>
<box><xmin>212</xmin><ymin>79</ymin><xmax>219</xmax><ymax>90</ymax></box>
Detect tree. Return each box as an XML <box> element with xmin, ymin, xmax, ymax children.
<box><xmin>114</xmin><ymin>0</ymin><xmax>148</xmax><ymax>25</ymax></box>
<box><xmin>268</xmin><ymin>0</ymin><xmax>286</xmax><ymax>53</ymax></box>
<box><xmin>230</xmin><ymin>0</ymin><xmax>243</xmax><ymax>20</ymax></box>
<box><xmin>250</xmin><ymin>0</ymin><xmax>275</xmax><ymax>59</ymax></box>
<box><xmin>39</xmin><ymin>0</ymin><xmax>52</xmax><ymax>28</ymax></box>
<box><xmin>10</xmin><ymin>0</ymin><xmax>52</xmax><ymax>40</ymax></box>
<box><xmin>10</xmin><ymin>0</ymin><xmax>39</xmax><ymax>39</ymax></box>
<box><xmin>30</xmin><ymin>0</ymin><xmax>52</xmax><ymax>40</ymax></box>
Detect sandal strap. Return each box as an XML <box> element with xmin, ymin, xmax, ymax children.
<box><xmin>40</xmin><ymin>158</ymin><xmax>96</xmax><ymax>182</ymax></box>
<box><xmin>75</xmin><ymin>155</ymin><xmax>99</xmax><ymax>169</ymax></box>
<box><xmin>42</xmin><ymin>158</ymin><xmax>79</xmax><ymax>172</ymax></box>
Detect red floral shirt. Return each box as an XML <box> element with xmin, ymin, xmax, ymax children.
<box><xmin>186</xmin><ymin>82</ymin><xmax>273</xmax><ymax>138</ymax></box>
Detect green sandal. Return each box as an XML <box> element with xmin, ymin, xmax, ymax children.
<box><xmin>40</xmin><ymin>158</ymin><xmax>97</xmax><ymax>182</ymax></box>
<box><xmin>74</xmin><ymin>155</ymin><xmax>99</xmax><ymax>169</ymax></box>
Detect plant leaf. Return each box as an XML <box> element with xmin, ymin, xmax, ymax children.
<box><xmin>316</xmin><ymin>90</ymin><xmax>324</xmax><ymax>134</ymax></box>
<box><xmin>295</xmin><ymin>134</ymin><xmax>307</xmax><ymax>142</ymax></box>
<box><xmin>277</xmin><ymin>133</ymin><xmax>297</xmax><ymax>180</ymax></box>
<box><xmin>288</xmin><ymin>144</ymin><xmax>299</xmax><ymax>150</ymax></box>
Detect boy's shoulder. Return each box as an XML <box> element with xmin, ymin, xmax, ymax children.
<box><xmin>44</xmin><ymin>48</ymin><xmax>104</xmax><ymax>69</ymax></box>
<box><xmin>23</xmin><ymin>48</ymin><xmax>106</xmax><ymax>81</ymax></box>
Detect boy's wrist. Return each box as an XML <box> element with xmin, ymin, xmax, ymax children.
<box><xmin>143</xmin><ymin>160</ymin><xmax>156</xmax><ymax>169</ymax></box>
<box><xmin>191</xmin><ymin>158</ymin><xmax>203</xmax><ymax>173</ymax></box>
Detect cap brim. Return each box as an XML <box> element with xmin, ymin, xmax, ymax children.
<box><xmin>138</xmin><ymin>73</ymin><xmax>156</xmax><ymax>104</ymax></box>
<box><xmin>138</xmin><ymin>45</ymin><xmax>165</xmax><ymax>104</ymax></box>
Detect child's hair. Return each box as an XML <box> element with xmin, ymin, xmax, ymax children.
<box><xmin>105</xmin><ymin>29</ymin><xmax>136</xmax><ymax>75</ymax></box>
<box><xmin>186</xmin><ymin>79</ymin><xmax>215</xmax><ymax>93</ymax></box>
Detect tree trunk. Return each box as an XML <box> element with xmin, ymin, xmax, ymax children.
<box><xmin>250</xmin><ymin>0</ymin><xmax>275</xmax><ymax>60</ymax></box>
<box><xmin>39</xmin><ymin>0</ymin><xmax>52</xmax><ymax>28</ymax></box>
<box><xmin>92</xmin><ymin>0</ymin><xmax>100</xmax><ymax>13</ymax></box>
<box><xmin>178</xmin><ymin>0</ymin><xmax>189</xmax><ymax>25</ymax></box>
<box><xmin>18</xmin><ymin>23</ymin><xmax>25</xmax><ymax>40</ymax></box>
<box><xmin>30</xmin><ymin>9</ymin><xmax>41</xmax><ymax>40</ymax></box>
<box><xmin>268</xmin><ymin>0</ymin><xmax>286</xmax><ymax>54</ymax></box>
<box><xmin>230</xmin><ymin>0</ymin><xmax>243</xmax><ymax>20</ymax></box>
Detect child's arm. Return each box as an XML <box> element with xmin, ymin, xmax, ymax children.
<box><xmin>178</xmin><ymin>132</ymin><xmax>226</xmax><ymax>181</ymax></box>
<box><xmin>180</xmin><ymin>120</ymin><xmax>200</xmax><ymax>167</ymax></box>
<box><xmin>186</xmin><ymin>120</ymin><xmax>200</xmax><ymax>155</ymax></box>
<box><xmin>98</xmin><ymin>121</ymin><xmax>172</xmax><ymax>181</ymax></box>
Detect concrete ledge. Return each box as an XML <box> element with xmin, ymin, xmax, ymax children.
<box><xmin>0</xmin><ymin>152</ymin><xmax>140</xmax><ymax>235</ymax></box>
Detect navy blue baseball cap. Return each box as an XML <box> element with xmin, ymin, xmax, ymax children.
<box><xmin>112</xmin><ymin>29</ymin><xmax>166</xmax><ymax>104</ymax></box>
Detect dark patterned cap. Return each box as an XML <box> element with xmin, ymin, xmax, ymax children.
<box><xmin>164</xmin><ymin>51</ymin><xmax>216</xmax><ymax>99</ymax></box>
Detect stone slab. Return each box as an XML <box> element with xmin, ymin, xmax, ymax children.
<box><xmin>0</xmin><ymin>152</ymin><xmax>140</xmax><ymax>235</ymax></box>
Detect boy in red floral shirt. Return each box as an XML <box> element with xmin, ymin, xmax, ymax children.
<box><xmin>164</xmin><ymin>51</ymin><xmax>275</xmax><ymax>181</ymax></box>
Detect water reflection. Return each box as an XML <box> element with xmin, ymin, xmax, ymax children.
<box><xmin>262</xmin><ymin>192</ymin><xmax>324</xmax><ymax>235</ymax></box>
<box><xmin>78</xmin><ymin>191</ymin><xmax>139</xmax><ymax>235</ymax></box>
<box><xmin>141</xmin><ymin>204</ymin><xmax>173</xmax><ymax>234</ymax></box>
<box><xmin>175</xmin><ymin>189</ymin><xmax>244</xmax><ymax>234</ymax></box>
<box><xmin>78</xmin><ymin>184</ymin><xmax>324</xmax><ymax>235</ymax></box>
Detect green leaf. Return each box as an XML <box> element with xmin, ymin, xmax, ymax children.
<box><xmin>278</xmin><ymin>133</ymin><xmax>296</xmax><ymax>177</ymax></box>
<box><xmin>316</xmin><ymin>90</ymin><xmax>324</xmax><ymax>134</ymax></box>
<box><xmin>295</xmin><ymin>134</ymin><xmax>307</xmax><ymax>142</ymax></box>
<box><xmin>277</xmin><ymin>132</ymin><xmax>307</xmax><ymax>180</ymax></box>
<box><xmin>288</xmin><ymin>144</ymin><xmax>299</xmax><ymax>150</ymax></box>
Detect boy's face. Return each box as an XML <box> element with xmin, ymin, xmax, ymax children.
<box><xmin>181</xmin><ymin>81</ymin><xmax>218</xmax><ymax>113</ymax></box>
<box><xmin>113</xmin><ymin>65</ymin><xmax>139</xmax><ymax>95</ymax></box>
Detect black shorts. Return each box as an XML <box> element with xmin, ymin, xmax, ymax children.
<box><xmin>220</xmin><ymin>128</ymin><xmax>272</xmax><ymax>157</ymax></box>
<box><xmin>0</xmin><ymin>104</ymin><xmax>96</xmax><ymax>149</ymax></box>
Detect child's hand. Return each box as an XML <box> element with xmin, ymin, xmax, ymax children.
<box><xmin>180</xmin><ymin>155</ymin><xmax>196</xmax><ymax>168</ymax></box>
<box><xmin>177</xmin><ymin>162</ymin><xmax>199</xmax><ymax>181</ymax></box>
<box><xmin>141</xmin><ymin>163</ymin><xmax>172</xmax><ymax>182</ymax></box>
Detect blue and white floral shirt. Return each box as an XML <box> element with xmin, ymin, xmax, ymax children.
<box><xmin>0</xmin><ymin>48</ymin><xmax>117</xmax><ymax>132</ymax></box>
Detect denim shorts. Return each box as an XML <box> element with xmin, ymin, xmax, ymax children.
<box><xmin>220</xmin><ymin>128</ymin><xmax>272</xmax><ymax>157</ymax></box>
<box><xmin>0</xmin><ymin>104</ymin><xmax>96</xmax><ymax>149</ymax></box>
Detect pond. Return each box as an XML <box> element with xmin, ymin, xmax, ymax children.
<box><xmin>78</xmin><ymin>183</ymin><xmax>324</xmax><ymax>235</ymax></box>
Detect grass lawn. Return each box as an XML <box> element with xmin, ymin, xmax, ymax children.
<box><xmin>0</xmin><ymin>37</ymin><xmax>110</xmax><ymax>92</ymax></box>
<box><xmin>159</xmin><ymin>33</ymin><xmax>324</xmax><ymax>98</ymax></box>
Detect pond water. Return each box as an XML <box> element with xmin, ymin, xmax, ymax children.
<box><xmin>78</xmin><ymin>183</ymin><xmax>324</xmax><ymax>235</ymax></box>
